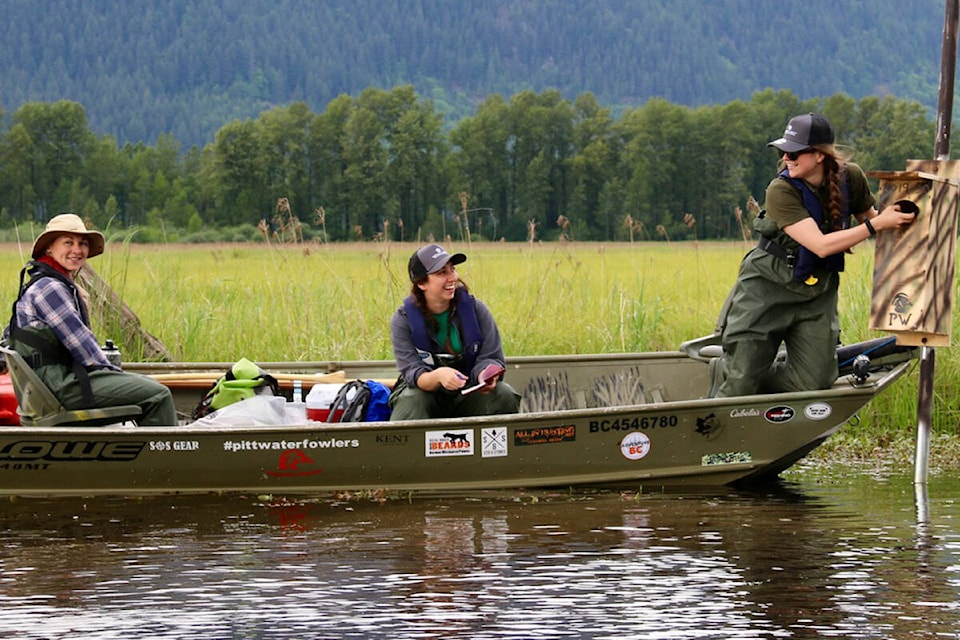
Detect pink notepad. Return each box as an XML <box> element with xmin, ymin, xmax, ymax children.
<box><xmin>460</xmin><ymin>364</ymin><xmax>505</xmax><ymax>395</ymax></box>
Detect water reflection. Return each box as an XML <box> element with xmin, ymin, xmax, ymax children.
<box><xmin>0</xmin><ymin>473</ymin><xmax>958</xmax><ymax>639</ymax></box>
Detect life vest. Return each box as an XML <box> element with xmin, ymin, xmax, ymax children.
<box><xmin>6</xmin><ymin>261</ymin><xmax>96</xmax><ymax>405</ymax></box>
<box><xmin>777</xmin><ymin>169</ymin><xmax>850</xmax><ymax>281</ymax></box>
<box><xmin>402</xmin><ymin>287</ymin><xmax>482</xmax><ymax>374</ymax></box>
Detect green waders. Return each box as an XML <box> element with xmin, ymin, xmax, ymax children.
<box><xmin>15</xmin><ymin>336</ymin><xmax>176</xmax><ymax>426</ymax></box>
<box><xmin>712</xmin><ymin>248</ymin><xmax>840</xmax><ymax>398</ymax></box>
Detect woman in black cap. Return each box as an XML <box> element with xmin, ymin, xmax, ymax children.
<box><xmin>710</xmin><ymin>113</ymin><xmax>915</xmax><ymax>397</ymax></box>
<box><xmin>388</xmin><ymin>243</ymin><xmax>520</xmax><ymax>420</ymax></box>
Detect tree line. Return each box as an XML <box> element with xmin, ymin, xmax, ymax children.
<box><xmin>0</xmin><ymin>87</ymin><xmax>936</xmax><ymax>243</ymax></box>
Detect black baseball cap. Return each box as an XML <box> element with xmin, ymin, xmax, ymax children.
<box><xmin>408</xmin><ymin>243</ymin><xmax>467</xmax><ymax>282</ymax></box>
<box><xmin>767</xmin><ymin>113</ymin><xmax>835</xmax><ymax>153</ymax></box>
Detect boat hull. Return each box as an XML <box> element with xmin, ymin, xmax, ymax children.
<box><xmin>0</xmin><ymin>350</ymin><xmax>914</xmax><ymax>496</ymax></box>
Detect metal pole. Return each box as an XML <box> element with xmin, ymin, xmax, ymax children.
<box><xmin>916</xmin><ymin>0</ymin><xmax>959</xmax><ymax>487</ymax></box>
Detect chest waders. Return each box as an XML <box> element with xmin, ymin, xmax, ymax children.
<box><xmin>713</xmin><ymin>173</ymin><xmax>851</xmax><ymax>397</ymax></box>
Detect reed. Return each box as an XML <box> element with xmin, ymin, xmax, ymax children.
<box><xmin>1</xmin><ymin>239</ymin><xmax>958</xmax><ymax>446</ymax></box>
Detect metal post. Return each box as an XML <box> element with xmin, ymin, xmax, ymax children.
<box><xmin>915</xmin><ymin>0</ymin><xmax>959</xmax><ymax>488</ymax></box>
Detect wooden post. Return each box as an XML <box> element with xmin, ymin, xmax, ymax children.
<box><xmin>916</xmin><ymin>0</ymin><xmax>957</xmax><ymax>487</ymax></box>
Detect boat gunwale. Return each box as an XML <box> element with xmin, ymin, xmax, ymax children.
<box><xmin>2</xmin><ymin>360</ymin><xmax>913</xmax><ymax>436</ymax></box>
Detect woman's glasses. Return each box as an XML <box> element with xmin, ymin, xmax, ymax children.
<box><xmin>784</xmin><ymin>148</ymin><xmax>814</xmax><ymax>161</ymax></box>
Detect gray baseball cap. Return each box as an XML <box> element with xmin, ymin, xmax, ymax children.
<box><xmin>768</xmin><ymin>113</ymin><xmax>834</xmax><ymax>152</ymax></box>
<box><xmin>408</xmin><ymin>243</ymin><xmax>467</xmax><ymax>281</ymax></box>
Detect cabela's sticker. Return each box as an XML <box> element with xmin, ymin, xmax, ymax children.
<box><xmin>803</xmin><ymin>402</ymin><xmax>832</xmax><ymax>421</ymax></box>
<box><xmin>514</xmin><ymin>425</ymin><xmax>575</xmax><ymax>446</ymax></box>
<box><xmin>620</xmin><ymin>432</ymin><xmax>651</xmax><ymax>460</ymax></box>
<box><xmin>425</xmin><ymin>430</ymin><xmax>474</xmax><ymax>457</ymax></box>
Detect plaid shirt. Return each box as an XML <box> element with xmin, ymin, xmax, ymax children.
<box><xmin>16</xmin><ymin>276</ymin><xmax>118</xmax><ymax>371</ymax></box>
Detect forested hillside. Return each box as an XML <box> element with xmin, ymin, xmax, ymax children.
<box><xmin>0</xmin><ymin>0</ymin><xmax>947</xmax><ymax>148</ymax></box>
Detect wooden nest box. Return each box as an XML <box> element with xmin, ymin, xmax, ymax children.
<box><xmin>867</xmin><ymin>160</ymin><xmax>960</xmax><ymax>347</ymax></box>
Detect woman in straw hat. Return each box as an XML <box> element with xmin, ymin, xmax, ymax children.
<box><xmin>4</xmin><ymin>213</ymin><xmax>176</xmax><ymax>425</ymax></box>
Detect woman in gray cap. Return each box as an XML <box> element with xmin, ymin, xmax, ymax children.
<box><xmin>388</xmin><ymin>243</ymin><xmax>520</xmax><ymax>420</ymax></box>
<box><xmin>710</xmin><ymin>113</ymin><xmax>915</xmax><ymax>397</ymax></box>
<box><xmin>5</xmin><ymin>213</ymin><xmax>177</xmax><ymax>425</ymax></box>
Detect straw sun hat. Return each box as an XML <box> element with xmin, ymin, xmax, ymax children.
<box><xmin>31</xmin><ymin>213</ymin><xmax>105</xmax><ymax>259</ymax></box>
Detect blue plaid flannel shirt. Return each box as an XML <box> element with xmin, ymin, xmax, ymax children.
<box><xmin>15</xmin><ymin>277</ymin><xmax>119</xmax><ymax>371</ymax></box>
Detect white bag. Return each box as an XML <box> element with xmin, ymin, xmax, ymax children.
<box><xmin>187</xmin><ymin>395</ymin><xmax>305</xmax><ymax>427</ymax></box>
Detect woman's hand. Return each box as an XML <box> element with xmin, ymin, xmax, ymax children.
<box><xmin>418</xmin><ymin>366</ymin><xmax>468</xmax><ymax>391</ymax></box>
<box><xmin>871</xmin><ymin>202</ymin><xmax>917</xmax><ymax>231</ymax></box>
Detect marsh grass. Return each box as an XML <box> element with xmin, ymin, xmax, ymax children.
<box><xmin>1</xmin><ymin>239</ymin><xmax>958</xmax><ymax>449</ymax></box>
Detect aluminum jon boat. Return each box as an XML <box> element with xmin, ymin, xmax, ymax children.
<box><xmin>0</xmin><ymin>337</ymin><xmax>917</xmax><ymax>496</ymax></box>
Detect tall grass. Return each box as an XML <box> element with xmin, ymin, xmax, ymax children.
<box><xmin>1</xmin><ymin>239</ymin><xmax>958</xmax><ymax>443</ymax></box>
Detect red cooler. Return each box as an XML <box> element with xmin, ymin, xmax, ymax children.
<box><xmin>0</xmin><ymin>371</ymin><xmax>20</xmax><ymax>425</ymax></box>
<box><xmin>306</xmin><ymin>383</ymin><xmax>345</xmax><ymax>422</ymax></box>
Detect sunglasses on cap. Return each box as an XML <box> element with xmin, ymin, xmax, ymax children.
<box><xmin>783</xmin><ymin>148</ymin><xmax>814</xmax><ymax>161</ymax></box>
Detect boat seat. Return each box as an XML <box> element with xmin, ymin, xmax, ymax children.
<box><xmin>0</xmin><ymin>345</ymin><xmax>142</xmax><ymax>427</ymax></box>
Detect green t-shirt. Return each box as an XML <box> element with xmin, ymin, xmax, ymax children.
<box><xmin>434</xmin><ymin>310</ymin><xmax>462</xmax><ymax>353</ymax></box>
<box><xmin>763</xmin><ymin>161</ymin><xmax>876</xmax><ymax>229</ymax></box>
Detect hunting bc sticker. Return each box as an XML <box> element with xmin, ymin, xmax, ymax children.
<box><xmin>619</xmin><ymin>432</ymin><xmax>651</xmax><ymax>460</ymax></box>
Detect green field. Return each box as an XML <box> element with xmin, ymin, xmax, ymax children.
<box><xmin>2</xmin><ymin>239</ymin><xmax>958</xmax><ymax>467</ymax></box>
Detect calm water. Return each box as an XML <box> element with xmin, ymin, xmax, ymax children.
<box><xmin>1</xmin><ymin>469</ymin><xmax>958</xmax><ymax>639</ymax></box>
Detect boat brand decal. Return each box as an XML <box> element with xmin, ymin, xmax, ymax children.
<box><xmin>480</xmin><ymin>427</ymin><xmax>508</xmax><ymax>458</ymax></box>
<box><xmin>514</xmin><ymin>425</ymin><xmax>575</xmax><ymax>446</ymax></box>
<box><xmin>702</xmin><ymin>451</ymin><xmax>752</xmax><ymax>466</ymax></box>
<box><xmin>619</xmin><ymin>432</ymin><xmax>651</xmax><ymax>460</ymax></box>
<box><xmin>589</xmin><ymin>415</ymin><xmax>678</xmax><ymax>433</ymax></box>
<box><xmin>266</xmin><ymin>448</ymin><xmax>322</xmax><ymax>477</ymax></box>
<box><xmin>425</xmin><ymin>430</ymin><xmax>474</xmax><ymax>456</ymax></box>
<box><xmin>764</xmin><ymin>406</ymin><xmax>795</xmax><ymax>423</ymax></box>
<box><xmin>803</xmin><ymin>402</ymin><xmax>832</xmax><ymax>420</ymax></box>
<box><xmin>375</xmin><ymin>434</ymin><xmax>410</xmax><ymax>446</ymax></box>
<box><xmin>0</xmin><ymin>440</ymin><xmax>144</xmax><ymax>462</ymax></box>
<box><xmin>222</xmin><ymin>437</ymin><xmax>359</xmax><ymax>452</ymax></box>
<box><xmin>729</xmin><ymin>408</ymin><xmax>761</xmax><ymax>418</ymax></box>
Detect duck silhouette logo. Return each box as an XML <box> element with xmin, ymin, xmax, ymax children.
<box><xmin>266</xmin><ymin>448</ymin><xmax>323</xmax><ymax>477</ymax></box>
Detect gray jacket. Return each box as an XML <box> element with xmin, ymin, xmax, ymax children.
<box><xmin>390</xmin><ymin>294</ymin><xmax>506</xmax><ymax>388</ymax></box>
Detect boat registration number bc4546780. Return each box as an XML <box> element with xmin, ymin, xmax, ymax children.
<box><xmin>590</xmin><ymin>415</ymin><xmax>678</xmax><ymax>432</ymax></box>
